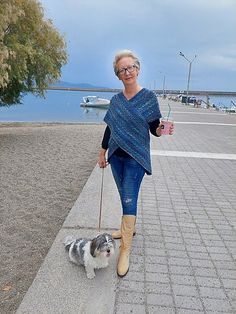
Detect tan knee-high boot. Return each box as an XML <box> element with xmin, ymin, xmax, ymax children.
<box><xmin>112</xmin><ymin>217</ymin><xmax>136</xmax><ymax>239</ymax></box>
<box><xmin>117</xmin><ymin>215</ymin><xmax>136</xmax><ymax>277</ymax></box>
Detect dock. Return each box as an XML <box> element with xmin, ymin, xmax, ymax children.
<box><xmin>16</xmin><ymin>98</ymin><xmax>236</xmax><ymax>314</ymax></box>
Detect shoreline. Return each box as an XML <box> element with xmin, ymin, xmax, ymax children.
<box><xmin>0</xmin><ymin>122</ymin><xmax>105</xmax><ymax>127</ymax></box>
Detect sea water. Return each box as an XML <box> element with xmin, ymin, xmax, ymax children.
<box><xmin>205</xmin><ymin>95</ymin><xmax>236</xmax><ymax>109</ymax></box>
<box><xmin>0</xmin><ymin>91</ymin><xmax>235</xmax><ymax>123</ymax></box>
<box><xmin>0</xmin><ymin>90</ymin><xmax>115</xmax><ymax>123</ymax></box>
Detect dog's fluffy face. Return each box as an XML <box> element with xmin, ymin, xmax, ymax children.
<box><xmin>90</xmin><ymin>233</ymin><xmax>115</xmax><ymax>259</ymax></box>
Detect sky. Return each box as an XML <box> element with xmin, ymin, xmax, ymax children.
<box><xmin>40</xmin><ymin>0</ymin><xmax>236</xmax><ymax>91</ymax></box>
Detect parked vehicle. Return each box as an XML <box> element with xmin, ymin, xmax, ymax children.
<box><xmin>181</xmin><ymin>96</ymin><xmax>196</xmax><ymax>104</ymax></box>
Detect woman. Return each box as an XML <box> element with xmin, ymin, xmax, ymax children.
<box><xmin>98</xmin><ymin>50</ymin><xmax>174</xmax><ymax>277</ymax></box>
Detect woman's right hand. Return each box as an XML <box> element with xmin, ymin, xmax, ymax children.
<box><xmin>98</xmin><ymin>149</ymin><xmax>109</xmax><ymax>168</ymax></box>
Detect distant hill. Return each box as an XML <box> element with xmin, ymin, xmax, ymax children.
<box><xmin>52</xmin><ymin>81</ymin><xmax>108</xmax><ymax>89</ymax></box>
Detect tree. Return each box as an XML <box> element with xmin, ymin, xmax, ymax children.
<box><xmin>0</xmin><ymin>0</ymin><xmax>67</xmax><ymax>105</ymax></box>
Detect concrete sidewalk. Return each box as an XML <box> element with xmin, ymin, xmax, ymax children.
<box><xmin>17</xmin><ymin>99</ymin><xmax>236</xmax><ymax>314</ymax></box>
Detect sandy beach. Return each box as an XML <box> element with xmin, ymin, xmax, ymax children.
<box><xmin>0</xmin><ymin>123</ymin><xmax>105</xmax><ymax>314</ymax></box>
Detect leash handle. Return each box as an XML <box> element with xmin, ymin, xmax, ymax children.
<box><xmin>98</xmin><ymin>167</ymin><xmax>104</xmax><ymax>232</ymax></box>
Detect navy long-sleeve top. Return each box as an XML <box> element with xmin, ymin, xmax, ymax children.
<box><xmin>101</xmin><ymin>119</ymin><xmax>160</xmax><ymax>157</ymax></box>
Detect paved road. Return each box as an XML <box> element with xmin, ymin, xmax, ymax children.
<box><xmin>17</xmin><ymin>99</ymin><xmax>236</xmax><ymax>314</ymax></box>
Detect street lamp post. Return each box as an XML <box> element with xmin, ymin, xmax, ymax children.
<box><xmin>162</xmin><ymin>74</ymin><xmax>166</xmax><ymax>98</ymax></box>
<box><xmin>179</xmin><ymin>52</ymin><xmax>197</xmax><ymax>105</ymax></box>
<box><xmin>159</xmin><ymin>71</ymin><xmax>166</xmax><ymax>98</ymax></box>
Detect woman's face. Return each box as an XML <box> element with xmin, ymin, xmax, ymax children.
<box><xmin>116</xmin><ymin>56</ymin><xmax>139</xmax><ymax>86</ymax></box>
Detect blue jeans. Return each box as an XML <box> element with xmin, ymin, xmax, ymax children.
<box><xmin>109</xmin><ymin>154</ymin><xmax>145</xmax><ymax>216</ymax></box>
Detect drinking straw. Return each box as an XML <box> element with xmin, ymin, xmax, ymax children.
<box><xmin>167</xmin><ymin>103</ymin><xmax>171</xmax><ymax>121</ymax></box>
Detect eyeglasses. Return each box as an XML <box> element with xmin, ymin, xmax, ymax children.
<box><xmin>117</xmin><ymin>64</ymin><xmax>138</xmax><ymax>76</ymax></box>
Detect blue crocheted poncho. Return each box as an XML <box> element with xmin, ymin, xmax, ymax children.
<box><xmin>104</xmin><ymin>88</ymin><xmax>162</xmax><ymax>175</ymax></box>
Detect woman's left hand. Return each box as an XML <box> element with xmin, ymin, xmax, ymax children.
<box><xmin>156</xmin><ymin>124</ymin><xmax>162</xmax><ymax>136</ymax></box>
<box><xmin>169</xmin><ymin>122</ymin><xmax>174</xmax><ymax>135</ymax></box>
<box><xmin>156</xmin><ymin>121</ymin><xmax>174</xmax><ymax>136</ymax></box>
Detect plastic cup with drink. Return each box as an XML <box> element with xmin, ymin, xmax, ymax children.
<box><xmin>161</xmin><ymin>103</ymin><xmax>173</xmax><ymax>135</ymax></box>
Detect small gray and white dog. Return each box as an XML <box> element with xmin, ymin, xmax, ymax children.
<box><xmin>64</xmin><ymin>233</ymin><xmax>115</xmax><ymax>279</ymax></box>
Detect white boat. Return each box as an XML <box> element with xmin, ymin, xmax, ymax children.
<box><xmin>80</xmin><ymin>96</ymin><xmax>110</xmax><ymax>109</ymax></box>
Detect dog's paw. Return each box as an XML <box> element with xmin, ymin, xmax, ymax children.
<box><xmin>87</xmin><ymin>272</ymin><xmax>96</xmax><ymax>279</ymax></box>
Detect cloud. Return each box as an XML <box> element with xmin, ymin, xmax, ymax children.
<box><xmin>161</xmin><ymin>0</ymin><xmax>236</xmax><ymax>8</ymax></box>
<box><xmin>40</xmin><ymin>0</ymin><xmax>236</xmax><ymax>90</ymax></box>
<box><xmin>200</xmin><ymin>54</ymin><xmax>236</xmax><ymax>72</ymax></box>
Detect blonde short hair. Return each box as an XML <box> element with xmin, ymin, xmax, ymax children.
<box><xmin>113</xmin><ymin>49</ymin><xmax>140</xmax><ymax>76</ymax></box>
